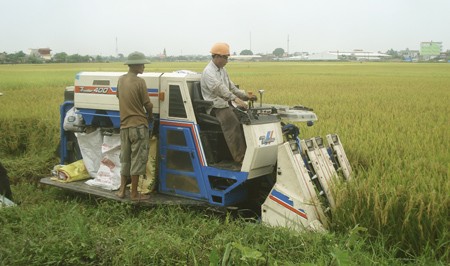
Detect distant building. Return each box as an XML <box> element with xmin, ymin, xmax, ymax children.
<box><xmin>273</xmin><ymin>50</ymin><xmax>389</xmax><ymax>61</ymax></box>
<box><xmin>29</xmin><ymin>48</ymin><xmax>52</xmax><ymax>61</ymax></box>
<box><xmin>0</xmin><ymin>52</ymin><xmax>6</xmax><ymax>62</ymax></box>
<box><xmin>420</xmin><ymin>41</ymin><xmax>442</xmax><ymax>61</ymax></box>
<box><xmin>229</xmin><ymin>55</ymin><xmax>262</xmax><ymax>61</ymax></box>
<box><xmin>329</xmin><ymin>50</ymin><xmax>390</xmax><ymax>61</ymax></box>
<box><xmin>157</xmin><ymin>48</ymin><xmax>167</xmax><ymax>59</ymax></box>
<box><xmin>275</xmin><ymin>52</ymin><xmax>333</xmax><ymax>61</ymax></box>
<box><xmin>399</xmin><ymin>49</ymin><xmax>420</xmax><ymax>62</ymax></box>
<box><xmin>308</xmin><ymin>51</ymin><xmax>338</xmax><ymax>61</ymax></box>
<box><xmin>279</xmin><ymin>52</ymin><xmax>309</xmax><ymax>61</ymax></box>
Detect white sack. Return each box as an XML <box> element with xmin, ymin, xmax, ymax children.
<box><xmin>85</xmin><ymin>134</ymin><xmax>121</xmax><ymax>190</ymax></box>
<box><xmin>75</xmin><ymin>129</ymin><xmax>103</xmax><ymax>178</ymax></box>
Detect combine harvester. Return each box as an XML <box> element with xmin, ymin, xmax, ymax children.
<box><xmin>41</xmin><ymin>71</ymin><xmax>352</xmax><ymax>232</ymax></box>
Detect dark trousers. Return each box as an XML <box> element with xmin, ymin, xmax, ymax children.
<box><xmin>0</xmin><ymin>162</ymin><xmax>13</xmax><ymax>200</ymax></box>
<box><xmin>213</xmin><ymin>107</ymin><xmax>246</xmax><ymax>163</ymax></box>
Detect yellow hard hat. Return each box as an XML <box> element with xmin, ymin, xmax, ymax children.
<box><xmin>210</xmin><ymin>43</ymin><xmax>230</xmax><ymax>56</ymax></box>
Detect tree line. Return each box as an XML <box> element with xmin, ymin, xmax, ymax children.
<box><xmin>0</xmin><ymin>48</ymin><xmax>289</xmax><ymax>64</ymax></box>
<box><xmin>0</xmin><ymin>51</ymin><xmax>125</xmax><ymax>64</ymax></box>
<box><xmin>0</xmin><ymin>51</ymin><xmax>217</xmax><ymax>64</ymax></box>
<box><xmin>4</xmin><ymin>48</ymin><xmax>445</xmax><ymax>64</ymax></box>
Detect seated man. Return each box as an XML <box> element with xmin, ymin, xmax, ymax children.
<box><xmin>200</xmin><ymin>43</ymin><xmax>256</xmax><ymax>164</ymax></box>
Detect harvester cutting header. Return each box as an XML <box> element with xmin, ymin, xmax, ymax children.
<box><xmin>42</xmin><ymin>48</ymin><xmax>352</xmax><ymax>232</ymax></box>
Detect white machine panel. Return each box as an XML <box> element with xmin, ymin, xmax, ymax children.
<box><xmin>74</xmin><ymin>72</ymin><xmax>162</xmax><ymax>113</ymax></box>
<box><xmin>262</xmin><ymin>142</ymin><xmax>327</xmax><ymax>231</ymax></box>
<box><xmin>265</xmin><ymin>104</ymin><xmax>318</xmax><ymax>122</ymax></box>
<box><xmin>242</xmin><ymin>122</ymin><xmax>283</xmax><ymax>179</ymax></box>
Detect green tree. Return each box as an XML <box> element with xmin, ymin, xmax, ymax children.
<box><xmin>5</xmin><ymin>51</ymin><xmax>26</xmax><ymax>64</ymax></box>
<box><xmin>66</xmin><ymin>54</ymin><xmax>91</xmax><ymax>63</ymax></box>
<box><xmin>53</xmin><ymin>52</ymin><xmax>68</xmax><ymax>63</ymax></box>
<box><xmin>273</xmin><ymin>48</ymin><xmax>285</xmax><ymax>57</ymax></box>
<box><xmin>386</xmin><ymin>49</ymin><xmax>401</xmax><ymax>59</ymax></box>
<box><xmin>27</xmin><ymin>55</ymin><xmax>43</xmax><ymax>64</ymax></box>
<box><xmin>240</xmin><ymin>49</ymin><xmax>253</xmax><ymax>55</ymax></box>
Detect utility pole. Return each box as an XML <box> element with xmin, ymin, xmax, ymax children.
<box><xmin>115</xmin><ymin>37</ymin><xmax>118</xmax><ymax>57</ymax></box>
<box><xmin>287</xmin><ymin>35</ymin><xmax>290</xmax><ymax>56</ymax></box>
<box><xmin>250</xmin><ymin>31</ymin><xmax>252</xmax><ymax>51</ymax></box>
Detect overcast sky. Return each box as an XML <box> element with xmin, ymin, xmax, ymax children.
<box><xmin>1</xmin><ymin>0</ymin><xmax>449</xmax><ymax>56</ymax></box>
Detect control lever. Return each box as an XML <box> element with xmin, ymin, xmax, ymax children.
<box><xmin>258</xmin><ymin>89</ymin><xmax>264</xmax><ymax>107</ymax></box>
<box><xmin>248</xmin><ymin>91</ymin><xmax>254</xmax><ymax>109</ymax></box>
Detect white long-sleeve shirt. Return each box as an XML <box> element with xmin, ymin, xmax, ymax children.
<box><xmin>200</xmin><ymin>60</ymin><xmax>247</xmax><ymax>113</ymax></box>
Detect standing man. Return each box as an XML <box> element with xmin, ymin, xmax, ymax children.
<box><xmin>116</xmin><ymin>51</ymin><xmax>153</xmax><ymax>200</ymax></box>
<box><xmin>201</xmin><ymin>43</ymin><xmax>256</xmax><ymax>164</ymax></box>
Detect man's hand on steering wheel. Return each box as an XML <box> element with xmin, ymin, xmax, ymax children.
<box><xmin>234</xmin><ymin>98</ymin><xmax>248</xmax><ymax>110</ymax></box>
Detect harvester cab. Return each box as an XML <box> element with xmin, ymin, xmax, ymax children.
<box><xmin>43</xmin><ymin>70</ymin><xmax>352</xmax><ymax>232</ymax></box>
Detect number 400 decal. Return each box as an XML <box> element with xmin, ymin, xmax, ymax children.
<box><xmin>94</xmin><ymin>87</ymin><xmax>109</xmax><ymax>94</ymax></box>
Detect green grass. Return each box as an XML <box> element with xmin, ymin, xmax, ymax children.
<box><xmin>1</xmin><ymin>183</ymin><xmax>416</xmax><ymax>265</ymax></box>
<box><xmin>1</xmin><ymin>62</ymin><xmax>449</xmax><ymax>264</ymax></box>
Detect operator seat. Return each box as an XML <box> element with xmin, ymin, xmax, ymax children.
<box><xmin>191</xmin><ymin>81</ymin><xmax>220</xmax><ymax>126</ymax></box>
<box><xmin>191</xmin><ymin>81</ymin><xmax>232</xmax><ymax>163</ymax></box>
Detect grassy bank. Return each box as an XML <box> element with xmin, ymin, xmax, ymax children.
<box><xmin>1</xmin><ymin>183</ymin><xmax>425</xmax><ymax>265</ymax></box>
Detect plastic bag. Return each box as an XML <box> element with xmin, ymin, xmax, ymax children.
<box><xmin>0</xmin><ymin>196</ymin><xmax>16</xmax><ymax>208</ymax></box>
<box><xmin>51</xmin><ymin>160</ymin><xmax>90</xmax><ymax>183</ymax></box>
<box><xmin>63</xmin><ymin>107</ymin><xmax>84</xmax><ymax>131</ymax></box>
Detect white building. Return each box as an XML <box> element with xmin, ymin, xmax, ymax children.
<box><xmin>29</xmin><ymin>48</ymin><xmax>52</xmax><ymax>61</ymax></box>
<box><xmin>275</xmin><ymin>50</ymin><xmax>389</xmax><ymax>61</ymax></box>
<box><xmin>329</xmin><ymin>50</ymin><xmax>390</xmax><ymax>61</ymax></box>
<box><xmin>307</xmin><ymin>51</ymin><xmax>339</xmax><ymax>61</ymax></box>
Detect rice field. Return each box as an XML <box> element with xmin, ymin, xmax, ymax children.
<box><xmin>0</xmin><ymin>61</ymin><xmax>449</xmax><ymax>263</ymax></box>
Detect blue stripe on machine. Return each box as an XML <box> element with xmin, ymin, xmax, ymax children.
<box><xmin>110</xmin><ymin>87</ymin><xmax>157</xmax><ymax>94</ymax></box>
<box><xmin>270</xmin><ymin>189</ymin><xmax>307</xmax><ymax>219</ymax></box>
<box><xmin>271</xmin><ymin>189</ymin><xmax>294</xmax><ymax>206</ymax></box>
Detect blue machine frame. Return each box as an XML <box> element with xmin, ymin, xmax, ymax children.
<box><xmin>60</xmin><ymin>105</ymin><xmax>251</xmax><ymax>207</ymax></box>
